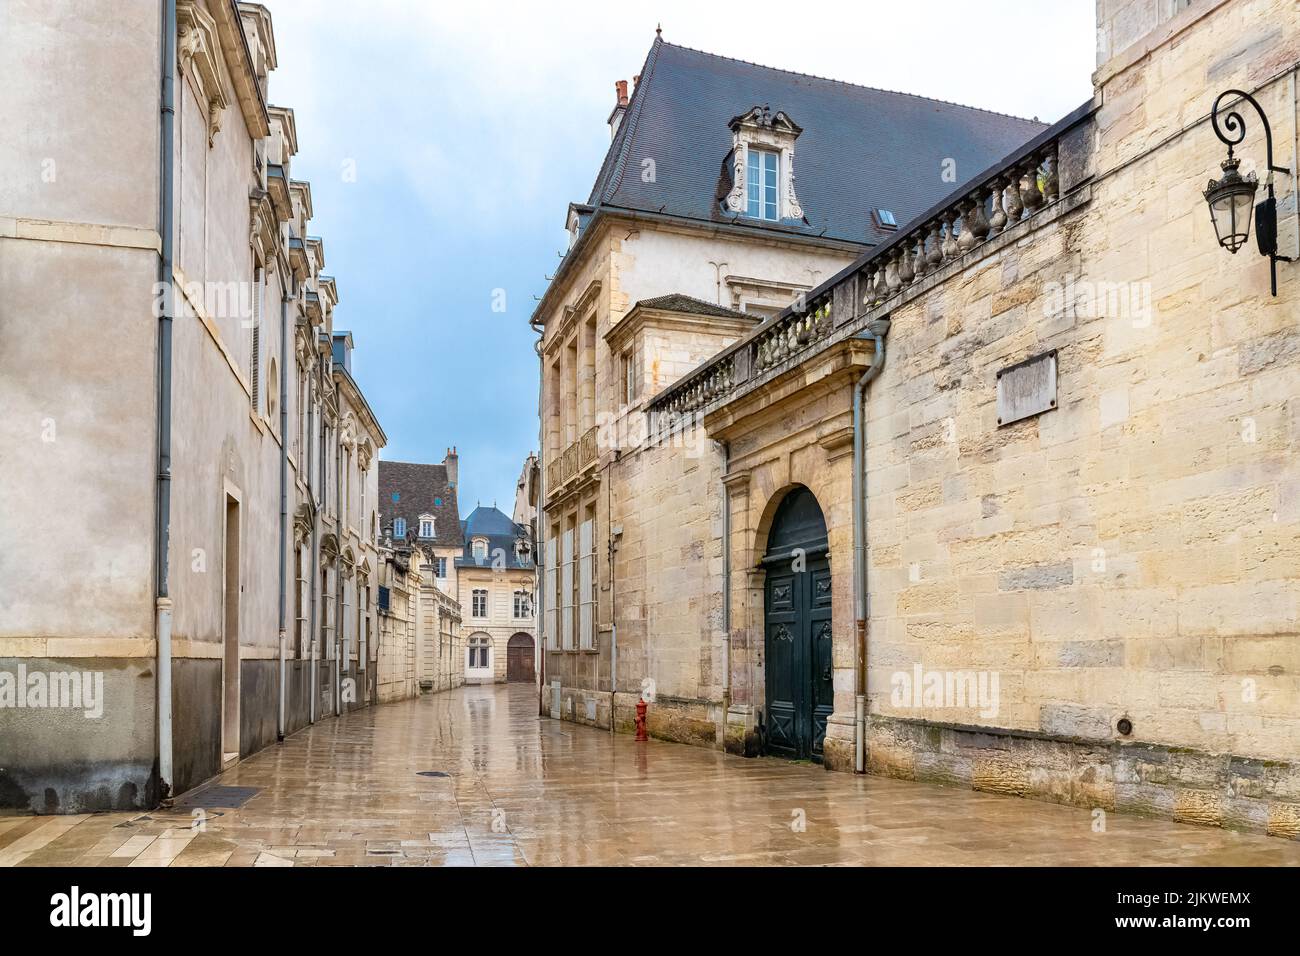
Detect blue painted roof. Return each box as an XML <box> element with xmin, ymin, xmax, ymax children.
<box><xmin>456</xmin><ymin>505</ymin><xmax>535</xmax><ymax>570</ymax></box>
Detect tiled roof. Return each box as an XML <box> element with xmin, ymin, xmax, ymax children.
<box><xmin>456</xmin><ymin>505</ymin><xmax>535</xmax><ymax>570</ymax></box>
<box><xmin>635</xmin><ymin>293</ymin><xmax>749</xmax><ymax>318</ymax></box>
<box><xmin>377</xmin><ymin>460</ymin><xmax>463</xmax><ymax>549</ymax></box>
<box><xmin>588</xmin><ymin>38</ymin><xmax>1047</xmax><ymax>245</ymax></box>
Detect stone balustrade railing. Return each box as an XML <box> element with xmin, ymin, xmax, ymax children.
<box><xmin>646</xmin><ymin>100</ymin><xmax>1094</xmax><ymax>425</ymax></box>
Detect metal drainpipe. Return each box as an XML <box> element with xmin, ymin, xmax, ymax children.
<box><xmin>532</xmin><ymin>330</ymin><xmax>546</xmax><ymax>717</ymax></box>
<box><xmin>852</xmin><ymin>318</ymin><xmax>891</xmax><ymax>774</ymax></box>
<box><xmin>720</xmin><ymin>439</ymin><xmax>731</xmax><ymax>743</ymax></box>
<box><xmin>277</xmin><ymin>276</ymin><xmax>293</xmax><ymax>741</ymax></box>
<box><xmin>154</xmin><ymin>0</ymin><xmax>178</xmax><ymax>802</ymax></box>
<box><xmin>1291</xmin><ymin>66</ymin><xmax>1299</xmax><ymax>260</ymax></box>
<box><xmin>334</xmin><ymin>418</ymin><xmax>343</xmax><ymax>716</ymax></box>
<box><xmin>607</xmin><ymin>466</ymin><xmax>616</xmax><ymax>735</ymax></box>
<box><xmin>307</xmin><ymin>380</ymin><xmax>318</xmax><ymax>724</ymax></box>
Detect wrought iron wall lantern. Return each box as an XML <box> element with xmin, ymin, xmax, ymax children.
<box><xmin>1204</xmin><ymin>89</ymin><xmax>1293</xmax><ymax>295</ymax></box>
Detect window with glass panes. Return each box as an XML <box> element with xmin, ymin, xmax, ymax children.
<box><xmin>746</xmin><ymin>148</ymin><xmax>779</xmax><ymax>221</ymax></box>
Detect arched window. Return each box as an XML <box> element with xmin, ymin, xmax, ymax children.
<box><xmin>472</xmin><ymin>537</ymin><xmax>488</xmax><ymax>560</ymax></box>
<box><xmin>468</xmin><ymin>634</ymin><xmax>491</xmax><ymax>670</ymax></box>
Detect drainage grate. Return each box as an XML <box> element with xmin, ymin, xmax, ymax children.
<box><xmin>416</xmin><ymin>771</ymin><xmax>450</xmax><ymax>778</ymax></box>
<box><xmin>173</xmin><ymin>785</ymin><xmax>260</xmax><ymax>809</ymax></box>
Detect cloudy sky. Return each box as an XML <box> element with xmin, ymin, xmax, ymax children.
<box><xmin>264</xmin><ymin>0</ymin><xmax>1097</xmax><ymax>512</ymax></box>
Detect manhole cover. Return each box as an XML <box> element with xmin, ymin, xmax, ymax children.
<box><xmin>416</xmin><ymin>771</ymin><xmax>449</xmax><ymax>778</ymax></box>
<box><xmin>173</xmin><ymin>785</ymin><xmax>260</xmax><ymax>809</ymax></box>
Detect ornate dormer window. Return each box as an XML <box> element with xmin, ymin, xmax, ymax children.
<box><xmin>418</xmin><ymin>514</ymin><xmax>435</xmax><ymax>539</ymax></box>
<box><xmin>472</xmin><ymin>537</ymin><xmax>488</xmax><ymax>560</ymax></box>
<box><xmin>724</xmin><ymin>106</ymin><xmax>804</xmax><ymax>223</ymax></box>
<box><xmin>392</xmin><ymin>517</ymin><xmax>406</xmax><ymax>540</ymax></box>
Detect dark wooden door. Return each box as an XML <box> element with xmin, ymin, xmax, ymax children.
<box><xmin>762</xmin><ymin>486</ymin><xmax>832</xmax><ymax>762</ymax></box>
<box><xmin>506</xmin><ymin>634</ymin><xmax>535</xmax><ymax>682</ymax></box>
<box><xmin>764</xmin><ymin>556</ymin><xmax>832</xmax><ymax>760</ymax></box>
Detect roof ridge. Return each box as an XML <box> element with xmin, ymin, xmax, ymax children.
<box><xmin>640</xmin><ymin>291</ymin><xmax>748</xmax><ymax>314</ymax></box>
<box><xmin>603</xmin><ymin>36</ymin><xmax>666</xmax><ymax>202</ymax></box>
<box><xmin>379</xmin><ymin>459</ymin><xmax>447</xmax><ymax>469</ymax></box>
<box><xmin>658</xmin><ymin>39</ymin><xmax>1047</xmax><ymax>127</ymax></box>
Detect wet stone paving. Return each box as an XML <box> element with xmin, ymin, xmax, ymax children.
<box><xmin>4</xmin><ymin>684</ymin><xmax>1299</xmax><ymax>867</ymax></box>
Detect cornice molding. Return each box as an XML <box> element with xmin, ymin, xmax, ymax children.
<box><xmin>177</xmin><ymin>0</ymin><xmax>229</xmax><ymax>147</ymax></box>
<box><xmin>209</xmin><ymin>0</ymin><xmax>271</xmax><ymax>139</ymax></box>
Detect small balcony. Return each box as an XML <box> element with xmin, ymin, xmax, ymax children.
<box><xmin>545</xmin><ymin>426</ymin><xmax>600</xmax><ymax>503</ymax></box>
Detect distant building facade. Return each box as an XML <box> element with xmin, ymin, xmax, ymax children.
<box><xmin>458</xmin><ymin>506</ymin><xmax>537</xmax><ymax>684</ymax></box>
<box><xmin>377</xmin><ymin>451</ymin><xmax>467</xmax><ymax>695</ymax></box>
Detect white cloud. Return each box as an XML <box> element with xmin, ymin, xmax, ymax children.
<box><xmin>264</xmin><ymin>0</ymin><xmax>1095</xmax><ymax>238</ymax></box>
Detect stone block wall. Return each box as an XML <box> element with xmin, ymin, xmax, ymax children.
<box><xmin>856</xmin><ymin>0</ymin><xmax>1300</xmax><ymax>834</ymax></box>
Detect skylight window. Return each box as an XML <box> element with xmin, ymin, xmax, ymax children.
<box><xmin>876</xmin><ymin>208</ymin><xmax>898</xmax><ymax>229</ymax></box>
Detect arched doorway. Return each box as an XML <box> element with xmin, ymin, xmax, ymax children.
<box><xmin>506</xmin><ymin>633</ymin><xmax>535</xmax><ymax>683</ymax></box>
<box><xmin>761</xmin><ymin>486</ymin><xmax>833</xmax><ymax>761</ymax></box>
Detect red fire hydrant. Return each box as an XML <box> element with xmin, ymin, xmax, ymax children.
<box><xmin>635</xmin><ymin>697</ymin><xmax>648</xmax><ymax>741</ymax></box>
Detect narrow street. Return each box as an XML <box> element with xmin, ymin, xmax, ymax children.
<box><xmin>4</xmin><ymin>685</ymin><xmax>1299</xmax><ymax>867</ymax></box>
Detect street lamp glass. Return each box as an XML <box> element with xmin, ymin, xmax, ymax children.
<box><xmin>1204</xmin><ymin>156</ymin><xmax>1258</xmax><ymax>254</ymax></box>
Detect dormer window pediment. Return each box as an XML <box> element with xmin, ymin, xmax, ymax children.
<box><xmin>724</xmin><ymin>106</ymin><xmax>804</xmax><ymax>223</ymax></box>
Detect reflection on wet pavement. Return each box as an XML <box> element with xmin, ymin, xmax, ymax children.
<box><xmin>4</xmin><ymin>683</ymin><xmax>1298</xmax><ymax>867</ymax></box>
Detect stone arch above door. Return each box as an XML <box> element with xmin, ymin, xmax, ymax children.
<box><xmin>506</xmin><ymin>632</ymin><xmax>535</xmax><ymax>683</ymax></box>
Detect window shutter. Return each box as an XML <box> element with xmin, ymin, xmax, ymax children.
<box><xmin>250</xmin><ymin>327</ymin><xmax>261</xmax><ymax>410</ymax></box>
<box><xmin>561</xmin><ymin>529</ymin><xmax>574</xmax><ymax>649</ymax></box>
<box><xmin>545</xmin><ymin>537</ymin><xmax>558</xmax><ymax>649</ymax></box>
<box><xmin>250</xmin><ymin>268</ymin><xmax>262</xmax><ymax>410</ymax></box>
<box><xmin>579</xmin><ymin>518</ymin><xmax>594</xmax><ymax>649</ymax></box>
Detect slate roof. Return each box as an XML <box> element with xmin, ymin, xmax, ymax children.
<box><xmin>456</xmin><ymin>505</ymin><xmax>535</xmax><ymax>571</ymax></box>
<box><xmin>377</xmin><ymin>460</ymin><xmax>463</xmax><ymax>549</ymax></box>
<box><xmin>588</xmin><ymin>38</ymin><xmax>1047</xmax><ymax>246</ymax></box>
<box><xmin>635</xmin><ymin>293</ymin><xmax>749</xmax><ymax>318</ymax></box>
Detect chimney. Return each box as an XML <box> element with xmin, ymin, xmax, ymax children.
<box><xmin>444</xmin><ymin>446</ymin><xmax>458</xmax><ymax>488</ymax></box>
<box><xmin>608</xmin><ymin>80</ymin><xmax>629</xmax><ymax>139</ymax></box>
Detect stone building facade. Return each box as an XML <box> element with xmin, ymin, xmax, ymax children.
<box><xmin>377</xmin><ymin>452</ymin><xmax>467</xmax><ymax>697</ymax></box>
<box><xmin>459</xmin><ymin>506</ymin><xmax>537</xmax><ymax>684</ymax></box>
<box><xmin>419</xmin><ymin>583</ymin><xmax>464</xmax><ymax>694</ymax></box>
<box><xmin>375</xmin><ymin>547</ymin><xmax>420</xmax><ymax>704</ymax></box>
<box><xmin>533</xmin><ymin>35</ymin><xmax>1050</xmax><ymax>737</ymax></box>
<box><xmin>628</xmin><ymin>0</ymin><xmax>1300</xmax><ymax>836</ymax></box>
<box><xmin>0</xmin><ymin>0</ymin><xmax>386</xmax><ymax>811</ymax></box>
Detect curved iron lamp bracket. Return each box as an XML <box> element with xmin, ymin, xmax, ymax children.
<box><xmin>1211</xmin><ymin>89</ymin><xmax>1294</xmax><ymax>295</ymax></box>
